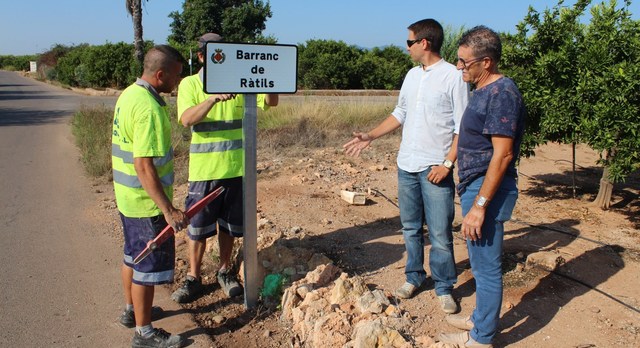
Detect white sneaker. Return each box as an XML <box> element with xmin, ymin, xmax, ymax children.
<box><xmin>394</xmin><ymin>282</ymin><xmax>418</xmax><ymax>299</ymax></box>
<box><xmin>438</xmin><ymin>294</ymin><xmax>458</xmax><ymax>314</ymax></box>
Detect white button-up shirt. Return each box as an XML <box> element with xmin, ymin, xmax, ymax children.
<box><xmin>392</xmin><ymin>59</ymin><xmax>469</xmax><ymax>173</ymax></box>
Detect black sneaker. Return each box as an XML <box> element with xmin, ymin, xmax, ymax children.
<box><xmin>171</xmin><ymin>275</ymin><xmax>204</xmax><ymax>303</ymax></box>
<box><xmin>131</xmin><ymin>328</ymin><xmax>182</xmax><ymax>348</ymax></box>
<box><xmin>217</xmin><ymin>269</ymin><xmax>243</xmax><ymax>298</ymax></box>
<box><xmin>118</xmin><ymin>307</ymin><xmax>164</xmax><ymax>328</ymax></box>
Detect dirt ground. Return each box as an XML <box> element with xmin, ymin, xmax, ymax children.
<box><xmin>98</xmin><ymin>137</ymin><xmax>640</xmax><ymax>347</ymax></box>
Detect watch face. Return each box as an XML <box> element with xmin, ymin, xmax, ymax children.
<box><xmin>443</xmin><ymin>160</ymin><xmax>453</xmax><ymax>169</ymax></box>
<box><xmin>476</xmin><ymin>196</ymin><xmax>487</xmax><ymax>207</ymax></box>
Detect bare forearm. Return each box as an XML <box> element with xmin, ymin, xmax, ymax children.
<box><xmin>445</xmin><ymin>134</ymin><xmax>459</xmax><ymax>162</ymax></box>
<box><xmin>367</xmin><ymin>115</ymin><xmax>402</xmax><ymax>140</ymax></box>
<box><xmin>181</xmin><ymin>94</ymin><xmax>236</xmax><ymax>127</ymax></box>
<box><xmin>180</xmin><ymin>98</ymin><xmax>216</xmax><ymax>127</ymax></box>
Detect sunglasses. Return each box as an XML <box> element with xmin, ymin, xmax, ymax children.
<box><xmin>406</xmin><ymin>38</ymin><xmax>425</xmax><ymax>47</ymax></box>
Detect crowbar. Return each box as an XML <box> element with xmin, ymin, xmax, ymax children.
<box><xmin>133</xmin><ymin>186</ymin><xmax>225</xmax><ymax>264</ymax></box>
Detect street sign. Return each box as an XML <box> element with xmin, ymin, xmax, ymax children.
<box><xmin>203</xmin><ymin>42</ymin><xmax>297</xmax><ymax>94</ymax></box>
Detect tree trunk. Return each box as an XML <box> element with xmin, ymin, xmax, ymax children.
<box><xmin>593</xmin><ymin>166</ymin><xmax>613</xmax><ymax>210</ymax></box>
<box><xmin>128</xmin><ymin>0</ymin><xmax>144</xmax><ymax>69</ymax></box>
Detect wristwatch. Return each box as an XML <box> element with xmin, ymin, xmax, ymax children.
<box><xmin>475</xmin><ymin>195</ymin><xmax>489</xmax><ymax>208</ymax></box>
<box><xmin>442</xmin><ymin>159</ymin><xmax>454</xmax><ymax>170</ymax></box>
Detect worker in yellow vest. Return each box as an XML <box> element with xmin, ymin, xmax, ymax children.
<box><xmin>112</xmin><ymin>45</ymin><xmax>189</xmax><ymax>348</ymax></box>
<box><xmin>171</xmin><ymin>33</ymin><xmax>278</xmax><ymax>303</ymax></box>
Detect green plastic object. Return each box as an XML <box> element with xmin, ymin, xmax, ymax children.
<box><xmin>261</xmin><ymin>273</ymin><xmax>287</xmax><ymax>298</ymax></box>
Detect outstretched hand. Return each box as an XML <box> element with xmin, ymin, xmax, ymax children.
<box><xmin>343</xmin><ymin>132</ymin><xmax>372</xmax><ymax>157</ymax></box>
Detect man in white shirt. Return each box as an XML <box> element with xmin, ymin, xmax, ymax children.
<box><xmin>343</xmin><ymin>18</ymin><xmax>469</xmax><ymax>314</ymax></box>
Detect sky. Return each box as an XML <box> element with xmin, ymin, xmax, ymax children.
<box><xmin>1</xmin><ymin>0</ymin><xmax>638</xmax><ymax>56</ymax></box>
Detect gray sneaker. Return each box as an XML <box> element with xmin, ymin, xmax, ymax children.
<box><xmin>171</xmin><ymin>275</ymin><xmax>204</xmax><ymax>303</ymax></box>
<box><xmin>394</xmin><ymin>282</ymin><xmax>418</xmax><ymax>299</ymax></box>
<box><xmin>118</xmin><ymin>306</ymin><xmax>163</xmax><ymax>328</ymax></box>
<box><xmin>217</xmin><ymin>269</ymin><xmax>243</xmax><ymax>298</ymax></box>
<box><xmin>132</xmin><ymin>328</ymin><xmax>182</xmax><ymax>348</ymax></box>
<box><xmin>438</xmin><ymin>294</ymin><xmax>458</xmax><ymax>314</ymax></box>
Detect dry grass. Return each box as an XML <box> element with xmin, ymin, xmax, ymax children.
<box><xmin>72</xmin><ymin>97</ymin><xmax>396</xmax><ymax>181</ymax></box>
<box><xmin>258</xmin><ymin>98</ymin><xmax>394</xmax><ymax>156</ymax></box>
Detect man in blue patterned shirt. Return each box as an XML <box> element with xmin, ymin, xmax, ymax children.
<box><xmin>439</xmin><ymin>26</ymin><xmax>526</xmax><ymax>348</ymax></box>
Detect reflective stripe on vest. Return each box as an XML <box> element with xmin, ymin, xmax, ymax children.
<box><xmin>190</xmin><ymin>139</ymin><xmax>243</xmax><ymax>154</ymax></box>
<box><xmin>113</xmin><ymin>169</ymin><xmax>174</xmax><ymax>188</ymax></box>
<box><xmin>112</xmin><ymin>143</ymin><xmax>174</xmax><ymax>167</ymax></box>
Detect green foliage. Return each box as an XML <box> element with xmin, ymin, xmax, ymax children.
<box><xmin>501</xmin><ymin>0</ymin><xmax>640</xmax><ymax>182</ymax></box>
<box><xmin>576</xmin><ymin>0</ymin><xmax>640</xmax><ymax>182</ymax></box>
<box><xmin>298</xmin><ymin>40</ymin><xmax>364</xmax><ymax>89</ymax></box>
<box><xmin>358</xmin><ymin>46</ymin><xmax>413</xmax><ymax>90</ymax></box>
<box><xmin>0</xmin><ymin>54</ymin><xmax>39</xmax><ymax>71</ymax></box>
<box><xmin>441</xmin><ymin>24</ymin><xmax>466</xmax><ymax>64</ymax></box>
<box><xmin>54</xmin><ymin>42</ymin><xmax>153</xmax><ymax>89</ymax></box>
<box><xmin>168</xmin><ymin>0</ymin><xmax>273</xmax><ymax>45</ymax></box>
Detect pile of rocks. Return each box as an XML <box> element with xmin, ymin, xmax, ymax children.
<box><xmin>280</xmin><ymin>263</ymin><xmax>418</xmax><ymax>347</ymax></box>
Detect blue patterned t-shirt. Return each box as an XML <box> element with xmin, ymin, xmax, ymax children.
<box><xmin>457</xmin><ymin>77</ymin><xmax>526</xmax><ymax>195</ymax></box>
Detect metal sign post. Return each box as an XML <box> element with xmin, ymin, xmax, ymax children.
<box><xmin>242</xmin><ymin>94</ymin><xmax>259</xmax><ymax>308</ymax></box>
<box><xmin>203</xmin><ymin>41</ymin><xmax>297</xmax><ymax>309</ymax></box>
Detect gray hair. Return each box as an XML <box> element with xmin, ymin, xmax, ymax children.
<box><xmin>458</xmin><ymin>26</ymin><xmax>502</xmax><ymax>63</ymax></box>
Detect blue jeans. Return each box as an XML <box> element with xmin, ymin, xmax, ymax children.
<box><xmin>398</xmin><ymin>167</ymin><xmax>456</xmax><ymax>296</ymax></box>
<box><xmin>460</xmin><ymin>175</ymin><xmax>518</xmax><ymax>344</ymax></box>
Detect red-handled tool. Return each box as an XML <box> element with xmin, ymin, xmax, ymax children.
<box><xmin>133</xmin><ymin>186</ymin><xmax>225</xmax><ymax>264</ymax></box>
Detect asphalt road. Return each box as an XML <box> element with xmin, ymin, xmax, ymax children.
<box><xmin>0</xmin><ymin>71</ymin><xmax>211</xmax><ymax>347</ymax></box>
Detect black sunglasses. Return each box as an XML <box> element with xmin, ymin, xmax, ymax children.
<box><xmin>406</xmin><ymin>38</ymin><xmax>425</xmax><ymax>47</ymax></box>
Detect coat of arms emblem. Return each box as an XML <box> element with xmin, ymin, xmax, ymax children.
<box><xmin>211</xmin><ymin>49</ymin><xmax>225</xmax><ymax>64</ymax></box>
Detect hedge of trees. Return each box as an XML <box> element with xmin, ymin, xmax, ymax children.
<box><xmin>0</xmin><ymin>40</ymin><xmax>414</xmax><ymax>90</ymax></box>
<box><xmin>0</xmin><ymin>54</ymin><xmax>38</xmax><ymax>71</ymax></box>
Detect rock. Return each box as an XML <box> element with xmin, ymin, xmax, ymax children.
<box><xmin>350</xmin><ymin>319</ymin><xmax>410</xmax><ymax>348</ymax></box>
<box><xmin>310</xmin><ymin>313</ymin><xmax>351</xmax><ymax>348</ymax></box>
<box><xmin>291</xmin><ymin>174</ymin><xmax>308</xmax><ymax>185</ymax></box>
<box><xmin>257</xmin><ymin>217</ymin><xmax>271</xmax><ymax>229</ymax></box>
<box><xmin>385</xmin><ymin>304</ymin><xmax>399</xmax><ymax>317</ymax></box>
<box><xmin>341</xmin><ymin>190</ymin><xmax>366</xmax><ymax>205</ymax></box>
<box><xmin>305</xmin><ymin>264</ymin><xmax>341</xmax><ymax>288</ymax></box>
<box><xmin>211</xmin><ymin>315</ymin><xmax>225</xmax><ymax>324</ymax></box>
<box><xmin>330</xmin><ymin>274</ymin><xmax>367</xmax><ymax>304</ymax></box>
<box><xmin>296</xmin><ymin>283</ymin><xmax>313</xmax><ymax>298</ymax></box>
<box><xmin>525</xmin><ymin>251</ymin><xmax>565</xmax><ymax>271</ymax></box>
<box><xmin>307</xmin><ymin>253</ymin><xmax>333</xmax><ymax>270</ymax></box>
<box><xmin>356</xmin><ymin>289</ymin><xmax>390</xmax><ymax>314</ymax></box>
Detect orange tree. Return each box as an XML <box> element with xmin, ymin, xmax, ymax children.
<box><xmin>502</xmin><ymin>0</ymin><xmax>640</xmax><ymax>208</ymax></box>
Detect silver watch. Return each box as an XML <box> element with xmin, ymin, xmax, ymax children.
<box><xmin>475</xmin><ymin>195</ymin><xmax>488</xmax><ymax>208</ymax></box>
<box><xmin>442</xmin><ymin>159</ymin><xmax>454</xmax><ymax>170</ymax></box>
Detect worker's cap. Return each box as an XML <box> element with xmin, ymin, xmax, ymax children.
<box><xmin>198</xmin><ymin>33</ymin><xmax>223</xmax><ymax>49</ymax></box>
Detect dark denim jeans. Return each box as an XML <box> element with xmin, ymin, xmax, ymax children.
<box><xmin>460</xmin><ymin>175</ymin><xmax>518</xmax><ymax>344</ymax></box>
<box><xmin>397</xmin><ymin>167</ymin><xmax>456</xmax><ymax>296</ymax></box>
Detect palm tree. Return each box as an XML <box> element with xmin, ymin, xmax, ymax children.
<box><xmin>126</xmin><ymin>0</ymin><xmax>144</xmax><ymax>68</ymax></box>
